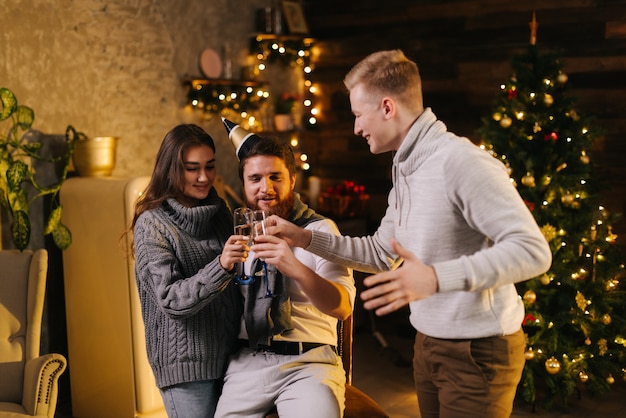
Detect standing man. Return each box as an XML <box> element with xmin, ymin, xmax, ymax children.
<box><xmin>215</xmin><ymin>120</ymin><xmax>356</xmax><ymax>418</ymax></box>
<box><xmin>269</xmin><ymin>50</ymin><xmax>552</xmax><ymax>418</ymax></box>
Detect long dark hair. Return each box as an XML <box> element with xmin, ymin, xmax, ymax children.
<box><xmin>131</xmin><ymin>124</ymin><xmax>216</xmax><ymax>230</ymax></box>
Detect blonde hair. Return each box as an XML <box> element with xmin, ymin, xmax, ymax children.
<box><xmin>344</xmin><ymin>49</ymin><xmax>423</xmax><ymax>110</ymax></box>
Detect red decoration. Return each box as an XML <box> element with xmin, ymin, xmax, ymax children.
<box><xmin>507</xmin><ymin>89</ymin><xmax>518</xmax><ymax>100</ymax></box>
<box><xmin>523</xmin><ymin>313</ymin><xmax>536</xmax><ymax>326</ymax></box>
<box><xmin>319</xmin><ymin>180</ymin><xmax>370</xmax><ymax>218</ymax></box>
<box><xmin>325</xmin><ymin>180</ymin><xmax>367</xmax><ymax>197</ymax></box>
<box><xmin>544</xmin><ymin>132</ymin><xmax>558</xmax><ymax>141</ymax></box>
<box><xmin>524</xmin><ymin>200</ymin><xmax>535</xmax><ymax>211</ymax></box>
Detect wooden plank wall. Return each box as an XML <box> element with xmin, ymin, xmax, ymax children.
<box><xmin>299</xmin><ymin>0</ymin><xmax>626</xmax><ymax>236</ymax></box>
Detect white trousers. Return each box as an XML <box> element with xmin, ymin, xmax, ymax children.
<box><xmin>215</xmin><ymin>345</ymin><xmax>346</xmax><ymax>418</ymax></box>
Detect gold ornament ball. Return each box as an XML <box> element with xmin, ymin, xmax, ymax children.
<box><xmin>601</xmin><ymin>314</ymin><xmax>612</xmax><ymax>325</ymax></box>
<box><xmin>541</xmin><ymin>175</ymin><xmax>552</xmax><ymax>187</ymax></box>
<box><xmin>557</xmin><ymin>72</ymin><xmax>568</xmax><ymax>84</ymax></box>
<box><xmin>607</xmin><ymin>374</ymin><xmax>615</xmax><ymax>385</ymax></box>
<box><xmin>585</xmin><ymin>338</ymin><xmax>591</xmax><ymax>345</ymax></box>
<box><xmin>580</xmin><ymin>154</ymin><xmax>590</xmax><ymax>164</ymax></box>
<box><xmin>545</xmin><ymin>356</ymin><xmax>561</xmax><ymax>374</ymax></box>
<box><xmin>521</xmin><ymin>174</ymin><xmax>536</xmax><ymax>187</ymax></box>
<box><xmin>540</xmin><ymin>274</ymin><xmax>551</xmax><ymax>285</ymax></box>
<box><xmin>493</xmin><ymin>112</ymin><xmax>502</xmax><ymax>121</ymax></box>
<box><xmin>500</xmin><ymin>116</ymin><xmax>512</xmax><ymax>128</ymax></box>
<box><xmin>597</xmin><ymin>253</ymin><xmax>605</xmax><ymax>262</ymax></box>
<box><xmin>561</xmin><ymin>193</ymin><xmax>574</xmax><ymax>205</ymax></box>
<box><xmin>544</xmin><ymin>94</ymin><xmax>554</xmax><ymax>106</ymax></box>
<box><xmin>523</xmin><ymin>289</ymin><xmax>537</xmax><ymax>304</ymax></box>
<box><xmin>524</xmin><ymin>348</ymin><xmax>535</xmax><ymax>360</ymax></box>
<box><xmin>579</xmin><ymin>371</ymin><xmax>589</xmax><ymax>383</ymax></box>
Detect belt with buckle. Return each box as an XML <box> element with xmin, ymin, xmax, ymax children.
<box><xmin>238</xmin><ymin>339</ymin><xmax>335</xmax><ymax>355</ymax></box>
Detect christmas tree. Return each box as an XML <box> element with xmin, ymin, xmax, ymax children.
<box><xmin>477</xmin><ymin>17</ymin><xmax>626</xmax><ymax>409</ymax></box>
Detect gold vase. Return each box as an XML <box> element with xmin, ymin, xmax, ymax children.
<box><xmin>73</xmin><ymin>136</ymin><xmax>118</xmax><ymax>177</ymax></box>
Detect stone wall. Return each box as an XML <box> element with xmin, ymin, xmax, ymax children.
<box><xmin>1</xmin><ymin>0</ymin><xmax>271</xmax><ymax>195</ymax></box>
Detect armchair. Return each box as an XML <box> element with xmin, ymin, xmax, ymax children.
<box><xmin>0</xmin><ymin>249</ymin><xmax>67</xmax><ymax>418</ymax></box>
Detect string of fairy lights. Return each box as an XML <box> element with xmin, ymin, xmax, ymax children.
<box><xmin>250</xmin><ymin>34</ymin><xmax>318</xmax><ymax>128</ymax></box>
<box><xmin>250</xmin><ymin>34</ymin><xmax>317</xmax><ymax>171</ymax></box>
<box><xmin>184</xmin><ymin>35</ymin><xmax>318</xmax><ymax>171</ymax></box>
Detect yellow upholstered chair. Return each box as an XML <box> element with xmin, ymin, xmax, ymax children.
<box><xmin>266</xmin><ymin>315</ymin><xmax>389</xmax><ymax>418</ymax></box>
<box><xmin>0</xmin><ymin>249</ymin><xmax>67</xmax><ymax>418</ymax></box>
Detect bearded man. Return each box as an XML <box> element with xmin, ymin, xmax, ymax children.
<box><xmin>214</xmin><ymin>122</ymin><xmax>355</xmax><ymax>418</ymax></box>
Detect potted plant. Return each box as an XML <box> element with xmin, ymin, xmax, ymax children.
<box><xmin>0</xmin><ymin>87</ymin><xmax>79</xmax><ymax>250</ymax></box>
<box><xmin>273</xmin><ymin>91</ymin><xmax>299</xmax><ymax>131</ymax></box>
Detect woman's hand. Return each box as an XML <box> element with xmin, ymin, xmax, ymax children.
<box><xmin>219</xmin><ymin>234</ymin><xmax>250</xmax><ymax>272</ymax></box>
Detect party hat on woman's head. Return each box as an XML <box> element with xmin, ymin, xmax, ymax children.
<box><xmin>221</xmin><ymin>117</ymin><xmax>264</xmax><ymax>160</ymax></box>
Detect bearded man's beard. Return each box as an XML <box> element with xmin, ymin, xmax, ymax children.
<box><xmin>247</xmin><ymin>191</ymin><xmax>295</xmax><ymax>219</ymax></box>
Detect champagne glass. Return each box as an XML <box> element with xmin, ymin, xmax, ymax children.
<box><xmin>251</xmin><ymin>210</ymin><xmax>277</xmax><ymax>298</ymax></box>
<box><xmin>251</xmin><ymin>210</ymin><xmax>267</xmax><ymax>277</ymax></box>
<box><xmin>233</xmin><ymin>207</ymin><xmax>254</xmax><ymax>285</ymax></box>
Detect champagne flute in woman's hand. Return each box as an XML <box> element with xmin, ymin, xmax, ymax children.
<box><xmin>233</xmin><ymin>207</ymin><xmax>254</xmax><ymax>285</ymax></box>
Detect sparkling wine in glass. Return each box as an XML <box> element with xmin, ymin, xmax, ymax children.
<box><xmin>233</xmin><ymin>207</ymin><xmax>254</xmax><ymax>285</ymax></box>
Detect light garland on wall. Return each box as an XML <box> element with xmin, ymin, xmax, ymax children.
<box><xmin>250</xmin><ymin>34</ymin><xmax>318</xmax><ymax>129</ymax></box>
<box><xmin>183</xmin><ymin>79</ymin><xmax>270</xmax><ymax>125</ymax></box>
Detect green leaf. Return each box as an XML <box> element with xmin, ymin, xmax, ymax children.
<box><xmin>7</xmin><ymin>160</ymin><xmax>28</xmax><ymax>190</ymax></box>
<box><xmin>45</xmin><ymin>205</ymin><xmax>63</xmax><ymax>234</ymax></box>
<box><xmin>15</xmin><ymin>105</ymin><xmax>34</xmax><ymax>130</ymax></box>
<box><xmin>52</xmin><ymin>222</ymin><xmax>72</xmax><ymax>250</ymax></box>
<box><xmin>22</xmin><ymin>142</ymin><xmax>43</xmax><ymax>153</ymax></box>
<box><xmin>7</xmin><ymin>188</ymin><xmax>28</xmax><ymax>213</ymax></box>
<box><xmin>11</xmin><ymin>210</ymin><xmax>30</xmax><ymax>250</ymax></box>
<box><xmin>0</xmin><ymin>87</ymin><xmax>18</xmax><ymax>121</ymax></box>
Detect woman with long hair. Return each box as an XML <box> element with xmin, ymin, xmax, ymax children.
<box><xmin>131</xmin><ymin>124</ymin><xmax>243</xmax><ymax>417</ymax></box>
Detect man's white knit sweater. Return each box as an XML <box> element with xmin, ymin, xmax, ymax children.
<box><xmin>307</xmin><ymin>108</ymin><xmax>551</xmax><ymax>339</ymax></box>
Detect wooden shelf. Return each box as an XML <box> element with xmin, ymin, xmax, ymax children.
<box><xmin>183</xmin><ymin>78</ymin><xmax>269</xmax><ymax>114</ymax></box>
<box><xmin>252</xmin><ymin>33</ymin><xmax>315</xmax><ymax>44</ymax></box>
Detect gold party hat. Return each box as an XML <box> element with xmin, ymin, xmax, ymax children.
<box><xmin>221</xmin><ymin>117</ymin><xmax>264</xmax><ymax>160</ymax></box>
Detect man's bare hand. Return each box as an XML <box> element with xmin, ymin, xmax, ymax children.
<box><xmin>265</xmin><ymin>215</ymin><xmax>312</xmax><ymax>248</ymax></box>
<box><xmin>361</xmin><ymin>239</ymin><xmax>438</xmax><ymax>316</ymax></box>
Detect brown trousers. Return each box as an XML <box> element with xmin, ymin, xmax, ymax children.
<box><xmin>413</xmin><ymin>329</ymin><xmax>525</xmax><ymax>418</ymax></box>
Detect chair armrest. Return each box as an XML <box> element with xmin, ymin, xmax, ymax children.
<box><xmin>22</xmin><ymin>353</ymin><xmax>67</xmax><ymax>417</ymax></box>
<box><xmin>345</xmin><ymin>384</ymin><xmax>389</xmax><ymax>418</ymax></box>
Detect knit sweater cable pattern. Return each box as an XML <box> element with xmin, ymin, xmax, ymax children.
<box><xmin>307</xmin><ymin>108</ymin><xmax>551</xmax><ymax>339</ymax></box>
<box><xmin>134</xmin><ymin>189</ymin><xmax>242</xmax><ymax>388</ymax></box>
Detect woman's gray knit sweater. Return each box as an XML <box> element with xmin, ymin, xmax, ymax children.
<box><xmin>133</xmin><ymin>189</ymin><xmax>241</xmax><ymax>388</ymax></box>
